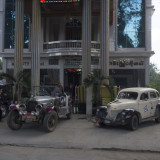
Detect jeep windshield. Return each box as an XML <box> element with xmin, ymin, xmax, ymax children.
<box><xmin>31</xmin><ymin>86</ymin><xmax>56</xmax><ymax>96</ymax></box>
<box><xmin>117</xmin><ymin>92</ymin><xmax>138</xmax><ymax>100</ymax></box>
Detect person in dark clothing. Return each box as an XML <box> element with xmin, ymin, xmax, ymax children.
<box><xmin>0</xmin><ymin>88</ymin><xmax>3</xmax><ymax>121</ymax></box>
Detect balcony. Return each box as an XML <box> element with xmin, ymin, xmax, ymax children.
<box><xmin>43</xmin><ymin>40</ymin><xmax>100</xmax><ymax>56</ymax></box>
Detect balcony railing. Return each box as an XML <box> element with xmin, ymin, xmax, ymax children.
<box><xmin>43</xmin><ymin>40</ymin><xmax>100</xmax><ymax>53</ymax></box>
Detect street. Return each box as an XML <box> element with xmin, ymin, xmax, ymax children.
<box><xmin>0</xmin><ymin>114</ymin><xmax>160</xmax><ymax>160</ymax></box>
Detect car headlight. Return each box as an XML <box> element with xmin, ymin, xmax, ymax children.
<box><xmin>35</xmin><ymin>104</ymin><xmax>43</xmax><ymax>112</ymax></box>
<box><xmin>19</xmin><ymin>104</ymin><xmax>26</xmax><ymax>111</ymax></box>
<box><xmin>121</xmin><ymin>112</ymin><xmax>126</xmax><ymax>116</ymax></box>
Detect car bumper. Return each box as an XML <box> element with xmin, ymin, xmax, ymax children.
<box><xmin>95</xmin><ymin>116</ymin><xmax>129</xmax><ymax>126</ymax></box>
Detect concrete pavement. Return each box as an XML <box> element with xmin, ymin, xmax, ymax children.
<box><xmin>0</xmin><ymin>114</ymin><xmax>160</xmax><ymax>152</ymax></box>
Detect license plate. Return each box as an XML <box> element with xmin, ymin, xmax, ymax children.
<box><xmin>22</xmin><ymin>115</ymin><xmax>36</xmax><ymax>122</ymax></box>
<box><xmin>105</xmin><ymin>120</ymin><xmax>110</xmax><ymax>124</ymax></box>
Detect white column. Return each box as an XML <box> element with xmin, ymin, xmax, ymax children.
<box><xmin>145</xmin><ymin>0</ymin><xmax>152</xmax><ymax>51</ymax></box>
<box><xmin>2</xmin><ymin>58</ymin><xmax>6</xmax><ymax>73</ymax></box>
<box><xmin>40</xmin><ymin>17</ymin><xmax>44</xmax><ymax>52</ymax></box>
<box><xmin>45</xmin><ymin>17</ymin><xmax>50</xmax><ymax>42</ymax></box>
<box><xmin>14</xmin><ymin>0</ymin><xmax>24</xmax><ymax>76</ymax></box>
<box><xmin>100</xmin><ymin>0</ymin><xmax>110</xmax><ymax>77</ymax></box>
<box><xmin>145</xmin><ymin>58</ymin><xmax>150</xmax><ymax>85</ymax></box>
<box><xmin>82</xmin><ymin>0</ymin><xmax>92</xmax><ymax>116</ymax></box>
<box><xmin>31</xmin><ymin>0</ymin><xmax>41</xmax><ymax>89</ymax></box>
<box><xmin>82</xmin><ymin>0</ymin><xmax>91</xmax><ymax>81</ymax></box>
<box><xmin>59</xmin><ymin>59</ymin><xmax>64</xmax><ymax>87</ymax></box>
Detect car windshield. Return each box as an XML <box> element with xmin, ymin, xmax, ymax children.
<box><xmin>31</xmin><ymin>86</ymin><xmax>56</xmax><ymax>97</ymax></box>
<box><xmin>117</xmin><ymin>92</ymin><xmax>138</xmax><ymax>100</ymax></box>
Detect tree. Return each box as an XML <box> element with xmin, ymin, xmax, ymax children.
<box><xmin>148</xmin><ymin>63</ymin><xmax>160</xmax><ymax>92</ymax></box>
<box><xmin>83</xmin><ymin>70</ymin><xmax>115</xmax><ymax>107</ymax></box>
<box><xmin>0</xmin><ymin>71</ymin><xmax>30</xmax><ymax>103</ymax></box>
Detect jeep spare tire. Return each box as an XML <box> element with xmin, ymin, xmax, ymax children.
<box><xmin>43</xmin><ymin>111</ymin><xmax>58</xmax><ymax>132</ymax></box>
<box><xmin>7</xmin><ymin>110</ymin><xmax>22</xmax><ymax>130</ymax></box>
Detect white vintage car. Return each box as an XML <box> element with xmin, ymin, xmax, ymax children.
<box><xmin>96</xmin><ymin>87</ymin><xmax>160</xmax><ymax>130</ymax></box>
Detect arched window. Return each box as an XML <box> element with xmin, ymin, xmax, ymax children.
<box><xmin>66</xmin><ymin>18</ymin><xmax>82</xmax><ymax>40</ymax></box>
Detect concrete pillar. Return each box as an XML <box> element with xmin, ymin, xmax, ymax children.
<box><xmin>2</xmin><ymin>58</ymin><xmax>7</xmax><ymax>73</ymax></box>
<box><xmin>40</xmin><ymin>17</ymin><xmax>44</xmax><ymax>52</ymax></box>
<box><xmin>14</xmin><ymin>0</ymin><xmax>24</xmax><ymax>76</ymax></box>
<box><xmin>145</xmin><ymin>58</ymin><xmax>150</xmax><ymax>85</ymax></box>
<box><xmin>82</xmin><ymin>0</ymin><xmax>91</xmax><ymax>81</ymax></box>
<box><xmin>100</xmin><ymin>0</ymin><xmax>110</xmax><ymax>77</ymax></box>
<box><xmin>31</xmin><ymin>0</ymin><xmax>41</xmax><ymax>90</ymax></box>
<box><xmin>59</xmin><ymin>59</ymin><xmax>64</xmax><ymax>87</ymax></box>
<box><xmin>45</xmin><ymin>17</ymin><xmax>50</xmax><ymax>42</ymax></box>
<box><xmin>82</xmin><ymin>0</ymin><xmax>92</xmax><ymax>116</ymax></box>
<box><xmin>145</xmin><ymin>0</ymin><xmax>152</xmax><ymax>51</ymax></box>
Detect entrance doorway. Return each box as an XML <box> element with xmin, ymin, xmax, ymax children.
<box><xmin>64</xmin><ymin>68</ymin><xmax>82</xmax><ymax>97</ymax></box>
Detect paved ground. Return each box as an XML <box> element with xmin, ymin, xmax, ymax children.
<box><xmin>0</xmin><ymin>114</ymin><xmax>160</xmax><ymax>159</ymax></box>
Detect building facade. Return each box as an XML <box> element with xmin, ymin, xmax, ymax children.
<box><xmin>0</xmin><ymin>0</ymin><xmax>154</xmax><ymax>90</ymax></box>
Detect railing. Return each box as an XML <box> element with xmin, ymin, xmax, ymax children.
<box><xmin>43</xmin><ymin>40</ymin><xmax>100</xmax><ymax>52</ymax></box>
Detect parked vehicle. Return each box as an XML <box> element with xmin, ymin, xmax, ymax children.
<box><xmin>95</xmin><ymin>87</ymin><xmax>160</xmax><ymax>130</ymax></box>
<box><xmin>7</xmin><ymin>86</ymin><xmax>72</xmax><ymax>132</ymax></box>
<box><xmin>0</xmin><ymin>83</ymin><xmax>12</xmax><ymax>118</ymax></box>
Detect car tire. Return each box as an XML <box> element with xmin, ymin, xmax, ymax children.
<box><xmin>98</xmin><ymin>122</ymin><xmax>105</xmax><ymax>128</ymax></box>
<box><xmin>7</xmin><ymin>110</ymin><xmax>22</xmax><ymax>130</ymax></box>
<box><xmin>155</xmin><ymin>108</ymin><xmax>160</xmax><ymax>123</ymax></box>
<box><xmin>129</xmin><ymin>114</ymin><xmax>138</xmax><ymax>130</ymax></box>
<box><xmin>66</xmin><ymin>113</ymin><xmax>71</xmax><ymax>119</ymax></box>
<box><xmin>43</xmin><ymin>111</ymin><xmax>58</xmax><ymax>132</ymax></box>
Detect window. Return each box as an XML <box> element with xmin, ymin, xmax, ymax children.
<box><xmin>150</xmin><ymin>92</ymin><xmax>157</xmax><ymax>99</ymax></box>
<box><xmin>5</xmin><ymin>0</ymin><xmax>29</xmax><ymax>49</ymax></box>
<box><xmin>49</xmin><ymin>59</ymin><xmax>59</xmax><ymax>65</ymax></box>
<box><xmin>140</xmin><ymin>93</ymin><xmax>148</xmax><ymax>101</ymax></box>
<box><xmin>117</xmin><ymin>0</ymin><xmax>145</xmax><ymax>48</ymax></box>
<box><xmin>118</xmin><ymin>92</ymin><xmax>138</xmax><ymax>100</ymax></box>
<box><xmin>66</xmin><ymin>18</ymin><xmax>82</xmax><ymax>40</ymax></box>
<box><xmin>156</xmin><ymin>92</ymin><xmax>160</xmax><ymax>98</ymax></box>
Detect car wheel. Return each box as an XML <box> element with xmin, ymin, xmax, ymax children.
<box><xmin>98</xmin><ymin>122</ymin><xmax>105</xmax><ymax>128</ymax></box>
<box><xmin>129</xmin><ymin>114</ymin><xmax>138</xmax><ymax>130</ymax></box>
<box><xmin>43</xmin><ymin>111</ymin><xmax>58</xmax><ymax>132</ymax></box>
<box><xmin>7</xmin><ymin>110</ymin><xmax>22</xmax><ymax>130</ymax></box>
<box><xmin>155</xmin><ymin>108</ymin><xmax>160</xmax><ymax>123</ymax></box>
<box><xmin>66</xmin><ymin>113</ymin><xmax>71</xmax><ymax>119</ymax></box>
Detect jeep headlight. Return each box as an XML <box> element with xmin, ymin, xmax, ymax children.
<box><xmin>35</xmin><ymin>104</ymin><xmax>43</xmax><ymax>112</ymax></box>
<box><xmin>19</xmin><ymin>104</ymin><xmax>26</xmax><ymax>111</ymax></box>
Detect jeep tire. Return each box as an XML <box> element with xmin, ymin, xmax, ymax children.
<box><xmin>129</xmin><ymin>114</ymin><xmax>138</xmax><ymax>130</ymax></box>
<box><xmin>155</xmin><ymin>107</ymin><xmax>160</xmax><ymax>123</ymax></box>
<box><xmin>7</xmin><ymin>110</ymin><xmax>22</xmax><ymax>130</ymax></box>
<box><xmin>43</xmin><ymin>111</ymin><xmax>58</xmax><ymax>132</ymax></box>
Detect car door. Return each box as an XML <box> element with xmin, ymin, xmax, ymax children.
<box><xmin>149</xmin><ymin>91</ymin><xmax>159</xmax><ymax>116</ymax></box>
<box><xmin>138</xmin><ymin>92</ymin><xmax>150</xmax><ymax>119</ymax></box>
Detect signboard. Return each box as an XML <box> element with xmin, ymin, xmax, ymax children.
<box><xmin>40</xmin><ymin>0</ymin><xmax>80</xmax><ymax>3</ymax></box>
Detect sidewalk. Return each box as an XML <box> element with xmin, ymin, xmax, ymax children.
<box><xmin>0</xmin><ymin>114</ymin><xmax>160</xmax><ymax>152</ymax></box>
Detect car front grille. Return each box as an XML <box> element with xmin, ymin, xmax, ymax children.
<box><xmin>27</xmin><ymin>101</ymin><xmax>38</xmax><ymax>113</ymax></box>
